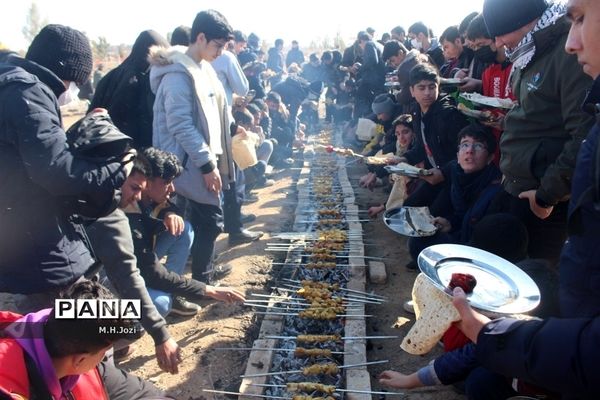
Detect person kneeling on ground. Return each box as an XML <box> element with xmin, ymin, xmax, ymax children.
<box><xmin>232</xmin><ymin>108</ymin><xmax>274</xmax><ymax>191</ymax></box>
<box><xmin>123</xmin><ymin>149</ymin><xmax>246</xmax><ymax>317</ymax></box>
<box><xmin>367</xmin><ymin>114</ymin><xmax>417</xmax><ymax>217</ymax></box>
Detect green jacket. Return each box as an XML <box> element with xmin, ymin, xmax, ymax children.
<box><xmin>500</xmin><ymin>16</ymin><xmax>594</xmax><ymax>205</ymax></box>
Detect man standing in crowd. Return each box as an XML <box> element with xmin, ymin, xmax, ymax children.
<box><xmin>0</xmin><ymin>22</ymin><xmax>183</xmax><ymax>378</ymax></box>
<box><xmin>407</xmin><ymin>22</ymin><xmax>445</xmax><ymax>69</ymax></box>
<box><xmin>483</xmin><ymin>0</ymin><xmax>594</xmax><ymax>265</ymax></box>
<box><xmin>267</xmin><ymin>38</ymin><xmax>286</xmax><ymax>86</ymax></box>
<box><xmin>353</xmin><ymin>31</ymin><xmax>386</xmax><ymax>118</ymax></box>
<box><xmin>150</xmin><ymin>10</ymin><xmax>236</xmax><ymax>282</ymax></box>
<box><xmin>451</xmin><ymin>1</ymin><xmax>600</xmax><ymax>397</ymax></box>
<box><xmin>0</xmin><ymin>24</ymin><xmax>128</xmax><ymax>313</ymax></box>
<box><xmin>286</xmin><ymin>40</ymin><xmax>305</xmax><ymax>68</ymax></box>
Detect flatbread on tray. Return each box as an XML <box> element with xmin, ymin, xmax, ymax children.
<box><xmin>386</xmin><ymin>162</ymin><xmax>433</xmax><ymax>177</ymax></box>
<box><xmin>406</xmin><ymin>207</ymin><xmax>437</xmax><ymax>236</ymax></box>
<box><xmin>365</xmin><ymin>155</ymin><xmax>392</xmax><ymax>165</ymax></box>
<box><xmin>401</xmin><ymin>273</ymin><xmax>460</xmax><ymax>355</ymax></box>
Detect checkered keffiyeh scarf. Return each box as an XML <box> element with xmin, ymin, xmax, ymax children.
<box><xmin>506</xmin><ymin>2</ymin><xmax>567</xmax><ymax>70</ymax></box>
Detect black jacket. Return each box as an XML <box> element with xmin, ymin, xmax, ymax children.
<box><xmin>0</xmin><ymin>55</ymin><xmax>126</xmax><ymax>294</ymax></box>
<box><xmin>404</xmin><ymin>94</ymin><xmax>469</xmax><ymax>173</ymax></box>
<box><xmin>90</xmin><ymin>30</ymin><xmax>168</xmax><ymax>149</ymax></box>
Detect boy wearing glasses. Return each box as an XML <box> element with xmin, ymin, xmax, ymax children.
<box><xmin>406</xmin><ymin>123</ymin><xmax>502</xmax><ymax>262</ymax></box>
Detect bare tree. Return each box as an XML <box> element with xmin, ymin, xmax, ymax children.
<box><xmin>22</xmin><ymin>2</ymin><xmax>48</xmax><ymax>45</ymax></box>
<box><xmin>333</xmin><ymin>32</ymin><xmax>346</xmax><ymax>52</ymax></box>
<box><xmin>92</xmin><ymin>37</ymin><xmax>111</xmax><ymax>62</ymax></box>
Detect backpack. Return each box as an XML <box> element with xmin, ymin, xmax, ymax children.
<box><xmin>61</xmin><ymin>109</ymin><xmax>133</xmax><ymax>219</ymax></box>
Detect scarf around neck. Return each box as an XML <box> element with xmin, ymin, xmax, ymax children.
<box><xmin>506</xmin><ymin>2</ymin><xmax>566</xmax><ymax>70</ymax></box>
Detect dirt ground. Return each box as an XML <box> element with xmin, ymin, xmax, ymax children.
<box><xmin>116</xmin><ymin>127</ymin><xmax>465</xmax><ymax>400</ymax></box>
<box><xmin>1</xmin><ymin>112</ymin><xmax>465</xmax><ymax>399</ymax></box>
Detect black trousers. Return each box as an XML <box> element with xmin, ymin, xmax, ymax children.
<box><xmin>186</xmin><ymin>199</ymin><xmax>223</xmax><ymax>281</ymax></box>
<box><xmin>403</xmin><ymin>179</ymin><xmax>453</xmax><ymax>217</ymax></box>
<box><xmin>98</xmin><ymin>359</ymin><xmax>168</xmax><ymax>400</ymax></box>
<box><xmin>490</xmin><ymin>190</ymin><xmax>568</xmax><ymax>268</ymax></box>
<box><xmin>223</xmin><ymin>182</ymin><xmax>243</xmax><ymax>234</ymax></box>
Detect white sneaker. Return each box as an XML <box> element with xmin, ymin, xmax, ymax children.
<box><xmin>403</xmin><ymin>300</ymin><xmax>415</xmax><ymax>315</ymax></box>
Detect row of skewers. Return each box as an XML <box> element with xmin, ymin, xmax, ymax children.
<box><xmin>206</xmin><ymin>136</ymin><xmax>397</xmax><ymax>399</ymax></box>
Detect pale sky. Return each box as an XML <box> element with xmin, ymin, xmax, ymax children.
<box><xmin>2</xmin><ymin>1</ymin><xmax>486</xmax><ymax>52</ymax></box>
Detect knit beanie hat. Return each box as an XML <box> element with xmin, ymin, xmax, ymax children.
<box><xmin>372</xmin><ymin>94</ymin><xmax>396</xmax><ymax>115</ymax></box>
<box><xmin>26</xmin><ymin>24</ymin><xmax>93</xmax><ymax>85</ymax></box>
<box><xmin>483</xmin><ymin>0</ymin><xmax>547</xmax><ymax>38</ymax></box>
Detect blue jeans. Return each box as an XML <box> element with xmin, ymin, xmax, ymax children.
<box><xmin>146</xmin><ymin>220</ymin><xmax>194</xmax><ymax>316</ymax></box>
<box><xmin>257</xmin><ymin>140</ymin><xmax>274</xmax><ymax>163</ymax></box>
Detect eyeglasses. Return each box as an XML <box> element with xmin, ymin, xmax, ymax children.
<box><xmin>458</xmin><ymin>142</ymin><xmax>486</xmax><ymax>152</ymax></box>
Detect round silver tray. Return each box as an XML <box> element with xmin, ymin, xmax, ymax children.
<box><xmin>418</xmin><ymin>244</ymin><xmax>540</xmax><ymax>314</ymax></box>
<box><xmin>383</xmin><ymin>207</ymin><xmax>437</xmax><ymax>237</ymax></box>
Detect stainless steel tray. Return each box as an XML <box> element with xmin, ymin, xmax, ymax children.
<box><xmin>418</xmin><ymin>244</ymin><xmax>540</xmax><ymax>314</ymax></box>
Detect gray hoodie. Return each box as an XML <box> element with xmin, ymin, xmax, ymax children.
<box><xmin>149</xmin><ymin>46</ymin><xmax>234</xmax><ymax>207</ymax></box>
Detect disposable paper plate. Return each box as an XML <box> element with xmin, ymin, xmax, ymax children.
<box><xmin>460</xmin><ymin>92</ymin><xmax>515</xmax><ymax>109</ymax></box>
<box><xmin>440</xmin><ymin>78</ymin><xmax>463</xmax><ymax>85</ymax></box>
<box><xmin>418</xmin><ymin>244</ymin><xmax>540</xmax><ymax>314</ymax></box>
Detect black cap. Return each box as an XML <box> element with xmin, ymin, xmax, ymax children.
<box><xmin>483</xmin><ymin>0</ymin><xmax>547</xmax><ymax>37</ymax></box>
<box><xmin>26</xmin><ymin>24</ymin><xmax>93</xmax><ymax>85</ymax></box>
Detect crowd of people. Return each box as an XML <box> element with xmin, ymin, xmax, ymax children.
<box><xmin>0</xmin><ymin>0</ymin><xmax>599</xmax><ymax>398</ymax></box>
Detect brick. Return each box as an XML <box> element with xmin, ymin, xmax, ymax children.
<box><xmin>368</xmin><ymin>261</ymin><xmax>387</xmax><ymax>284</ymax></box>
<box><xmin>239</xmin><ymin>339</ymin><xmax>277</xmax><ymax>399</ymax></box>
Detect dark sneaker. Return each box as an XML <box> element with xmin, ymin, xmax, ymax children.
<box><xmin>405</xmin><ymin>260</ymin><xmax>418</xmax><ymax>271</ymax></box>
<box><xmin>169</xmin><ymin>296</ymin><xmax>200</xmax><ymax>316</ymax></box>
<box><xmin>241</xmin><ymin>213</ymin><xmax>256</xmax><ymax>224</ymax></box>
<box><xmin>228</xmin><ymin>229</ymin><xmax>263</xmax><ymax>246</ymax></box>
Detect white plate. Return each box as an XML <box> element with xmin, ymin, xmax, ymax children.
<box><xmin>440</xmin><ymin>78</ymin><xmax>463</xmax><ymax>85</ymax></box>
<box><xmin>460</xmin><ymin>93</ymin><xmax>515</xmax><ymax>109</ymax></box>
<box><xmin>383</xmin><ymin>207</ymin><xmax>437</xmax><ymax>237</ymax></box>
<box><xmin>418</xmin><ymin>244</ymin><xmax>540</xmax><ymax>314</ymax></box>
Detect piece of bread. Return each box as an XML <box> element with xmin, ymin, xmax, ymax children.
<box><xmin>408</xmin><ymin>207</ymin><xmax>437</xmax><ymax>236</ymax></box>
<box><xmin>401</xmin><ymin>274</ymin><xmax>460</xmax><ymax>355</ymax></box>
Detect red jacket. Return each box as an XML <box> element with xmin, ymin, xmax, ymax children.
<box><xmin>481</xmin><ymin>62</ymin><xmax>515</xmax><ymax>164</ymax></box>
<box><xmin>0</xmin><ymin>312</ymin><xmax>109</xmax><ymax>400</ymax></box>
